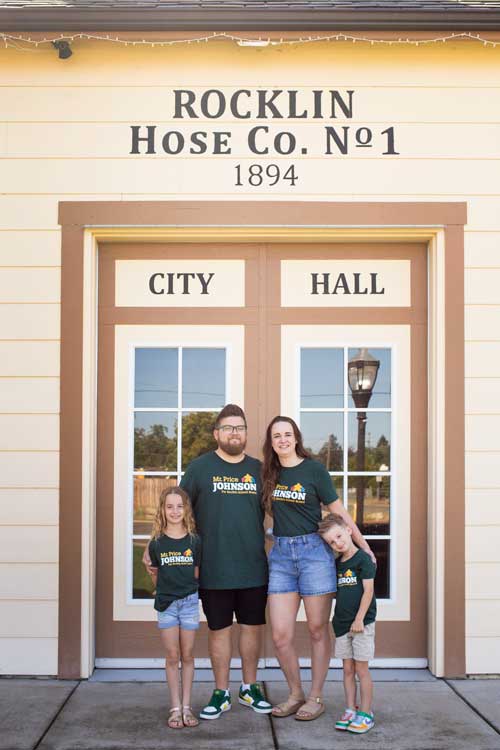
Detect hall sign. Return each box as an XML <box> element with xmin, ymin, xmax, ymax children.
<box><xmin>281</xmin><ymin>260</ymin><xmax>411</xmax><ymax>307</ymax></box>
<box><xmin>115</xmin><ymin>260</ymin><xmax>245</xmax><ymax>307</ymax></box>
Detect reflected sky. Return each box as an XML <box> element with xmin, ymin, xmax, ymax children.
<box><xmin>135</xmin><ymin>348</ymin><xmax>178</xmax><ymax>408</ymax></box>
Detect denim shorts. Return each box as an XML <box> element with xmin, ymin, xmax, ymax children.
<box><xmin>268</xmin><ymin>532</ymin><xmax>337</xmax><ymax>596</ymax></box>
<box><xmin>157</xmin><ymin>592</ymin><xmax>200</xmax><ymax>631</ymax></box>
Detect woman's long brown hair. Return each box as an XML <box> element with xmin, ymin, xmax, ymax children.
<box><xmin>261</xmin><ymin>416</ymin><xmax>310</xmax><ymax>515</ymax></box>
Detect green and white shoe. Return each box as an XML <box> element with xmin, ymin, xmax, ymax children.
<box><xmin>335</xmin><ymin>708</ymin><xmax>357</xmax><ymax>731</ymax></box>
<box><xmin>199</xmin><ymin>689</ymin><xmax>231</xmax><ymax>720</ymax></box>
<box><xmin>238</xmin><ymin>683</ymin><xmax>272</xmax><ymax>714</ymax></box>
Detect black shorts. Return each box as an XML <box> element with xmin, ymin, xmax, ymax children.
<box><xmin>199</xmin><ymin>585</ymin><xmax>268</xmax><ymax>631</ymax></box>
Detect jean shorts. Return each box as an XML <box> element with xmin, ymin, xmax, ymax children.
<box><xmin>268</xmin><ymin>532</ymin><xmax>337</xmax><ymax>596</ymax></box>
<box><xmin>157</xmin><ymin>592</ymin><xmax>200</xmax><ymax>631</ymax></box>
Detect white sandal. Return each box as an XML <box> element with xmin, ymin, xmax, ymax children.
<box><xmin>167</xmin><ymin>706</ymin><xmax>183</xmax><ymax>729</ymax></box>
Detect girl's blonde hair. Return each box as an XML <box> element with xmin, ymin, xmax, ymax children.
<box><xmin>151</xmin><ymin>485</ymin><xmax>197</xmax><ymax>540</ymax></box>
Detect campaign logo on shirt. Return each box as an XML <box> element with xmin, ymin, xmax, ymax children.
<box><xmin>212</xmin><ymin>473</ymin><xmax>258</xmax><ymax>494</ymax></box>
<box><xmin>160</xmin><ymin>549</ymin><xmax>194</xmax><ymax>566</ymax></box>
<box><xmin>338</xmin><ymin>568</ymin><xmax>358</xmax><ymax>586</ymax></box>
<box><xmin>272</xmin><ymin>482</ymin><xmax>307</xmax><ymax>504</ymax></box>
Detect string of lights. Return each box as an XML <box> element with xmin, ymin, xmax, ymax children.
<box><xmin>1</xmin><ymin>30</ymin><xmax>500</xmax><ymax>51</ymax></box>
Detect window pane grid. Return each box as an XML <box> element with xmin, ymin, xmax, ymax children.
<box><xmin>300</xmin><ymin>345</ymin><xmax>392</xmax><ymax>599</ymax></box>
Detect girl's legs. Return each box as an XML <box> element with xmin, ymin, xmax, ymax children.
<box><xmin>179</xmin><ymin>628</ymin><xmax>198</xmax><ymax>726</ymax></box>
<box><xmin>160</xmin><ymin>626</ymin><xmax>183</xmax><ymax>728</ymax></box>
<box><xmin>269</xmin><ymin>592</ymin><xmax>304</xmax><ymax>710</ymax></box>
<box><xmin>295</xmin><ymin>593</ymin><xmax>333</xmax><ymax>718</ymax></box>
<box><xmin>342</xmin><ymin>658</ymin><xmax>356</xmax><ymax>709</ymax></box>
<box><xmin>354</xmin><ymin>660</ymin><xmax>373</xmax><ymax>714</ymax></box>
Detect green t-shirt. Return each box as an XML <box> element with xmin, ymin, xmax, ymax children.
<box><xmin>148</xmin><ymin>533</ymin><xmax>201</xmax><ymax>612</ymax></box>
<box><xmin>333</xmin><ymin>549</ymin><xmax>377</xmax><ymax>637</ymax></box>
<box><xmin>180</xmin><ymin>451</ymin><xmax>268</xmax><ymax>590</ymax></box>
<box><xmin>272</xmin><ymin>458</ymin><xmax>338</xmax><ymax>537</ymax></box>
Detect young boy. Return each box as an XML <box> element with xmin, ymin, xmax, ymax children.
<box><xmin>318</xmin><ymin>513</ymin><xmax>377</xmax><ymax>734</ymax></box>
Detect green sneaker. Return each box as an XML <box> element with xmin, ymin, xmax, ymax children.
<box><xmin>199</xmin><ymin>689</ymin><xmax>231</xmax><ymax>720</ymax></box>
<box><xmin>335</xmin><ymin>708</ymin><xmax>357</xmax><ymax>731</ymax></box>
<box><xmin>238</xmin><ymin>683</ymin><xmax>272</xmax><ymax>714</ymax></box>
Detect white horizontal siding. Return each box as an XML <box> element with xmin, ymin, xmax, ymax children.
<box><xmin>0</xmin><ymin>489</ymin><xmax>58</xmax><ymax>525</ymax></box>
<box><xmin>465</xmin><ymin>308</ymin><xmax>500</xmax><ymax>343</ymax></box>
<box><xmin>466</xmin><ymin>601</ymin><xmax>500</xmax><ymax>637</ymax></box>
<box><xmin>0</xmin><ymin>342</ymin><xmax>60</xmax><ymax>376</ymax></box>
<box><xmin>465</xmin><ymin>268</ymin><xmax>500</xmax><ymax>306</ymax></box>
<box><xmin>466</xmin><ymin>563</ymin><xmax>500</xmax><ymax>599</ymax></box>
<box><xmin>466</xmin><ymin>490</ymin><xmax>500</xmax><ymax>526</ymax></box>
<box><xmin>0</xmin><ymin>305</ymin><xmax>60</xmax><ymax>340</ymax></box>
<box><xmin>0</xmin><ymin>601</ymin><xmax>57</xmax><ymax>638</ymax></box>
<box><xmin>465</xmin><ymin>452</ymin><xmax>500</xmax><ymax>489</ymax></box>
<box><xmin>0</xmin><ymin>231</ymin><xmax>61</xmax><ymax>266</ymax></box>
<box><xmin>0</xmin><ymin>379</ymin><xmax>59</xmax><ymax>413</ymax></box>
<box><xmin>0</xmin><ymin>637</ymin><xmax>57</xmax><ymax>675</ymax></box>
<box><xmin>0</xmin><ymin>415</ymin><xmax>59</xmax><ymax>451</ymax></box>
<box><xmin>0</xmin><ymin>268</ymin><xmax>60</xmax><ymax>304</ymax></box>
<box><xmin>465</xmin><ymin>232</ymin><xmax>500</xmax><ymax>267</ymax></box>
<box><xmin>465</xmin><ymin>342</ymin><xmax>500</xmax><ymax>378</ymax></box>
<box><xmin>0</xmin><ymin>526</ymin><xmax>58</xmax><ymax>563</ymax></box>
<box><xmin>0</xmin><ymin>452</ymin><xmax>58</xmax><ymax>488</ymax></box>
<box><xmin>465</xmin><ymin>415</ymin><xmax>500</xmax><ymax>451</ymax></box>
<box><xmin>466</xmin><ymin>638</ymin><xmax>500</xmax><ymax>674</ymax></box>
<box><xmin>0</xmin><ymin>563</ymin><xmax>57</xmax><ymax>599</ymax></box>
<box><xmin>466</xmin><ymin>527</ymin><xmax>500</xmax><ymax>563</ymax></box>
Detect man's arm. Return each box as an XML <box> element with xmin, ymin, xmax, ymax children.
<box><xmin>350</xmin><ymin>578</ymin><xmax>374</xmax><ymax>633</ymax></box>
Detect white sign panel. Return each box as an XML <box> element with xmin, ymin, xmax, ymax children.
<box><xmin>115</xmin><ymin>260</ymin><xmax>245</xmax><ymax>307</ymax></box>
<box><xmin>281</xmin><ymin>260</ymin><xmax>411</xmax><ymax>307</ymax></box>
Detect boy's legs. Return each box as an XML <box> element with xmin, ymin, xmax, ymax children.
<box><xmin>354</xmin><ymin>660</ymin><xmax>373</xmax><ymax>714</ymax></box>
<box><xmin>342</xmin><ymin>658</ymin><xmax>356</xmax><ymax>709</ymax></box>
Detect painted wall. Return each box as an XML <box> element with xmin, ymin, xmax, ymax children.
<box><xmin>0</xmin><ymin>36</ymin><xmax>499</xmax><ymax>675</ymax></box>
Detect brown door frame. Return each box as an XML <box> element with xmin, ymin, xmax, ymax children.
<box><xmin>59</xmin><ymin>201</ymin><xmax>466</xmax><ymax>678</ymax></box>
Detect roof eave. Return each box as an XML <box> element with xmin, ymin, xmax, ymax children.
<box><xmin>2</xmin><ymin>9</ymin><xmax>500</xmax><ymax>33</ymax></box>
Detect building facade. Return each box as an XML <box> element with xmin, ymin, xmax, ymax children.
<box><xmin>0</xmin><ymin>0</ymin><xmax>499</xmax><ymax>679</ymax></box>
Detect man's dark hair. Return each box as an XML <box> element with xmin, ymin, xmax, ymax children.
<box><xmin>215</xmin><ymin>403</ymin><xmax>247</xmax><ymax>428</ymax></box>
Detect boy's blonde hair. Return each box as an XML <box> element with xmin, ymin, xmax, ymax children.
<box><xmin>318</xmin><ymin>512</ymin><xmax>348</xmax><ymax>536</ymax></box>
<box><xmin>152</xmin><ymin>485</ymin><xmax>197</xmax><ymax>540</ymax></box>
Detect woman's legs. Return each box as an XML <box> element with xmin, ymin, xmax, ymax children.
<box><xmin>302</xmin><ymin>593</ymin><xmax>333</xmax><ymax>697</ymax></box>
<box><xmin>269</xmin><ymin>592</ymin><xmax>303</xmax><ymax>699</ymax></box>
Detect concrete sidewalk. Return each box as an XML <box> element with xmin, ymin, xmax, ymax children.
<box><xmin>1</xmin><ymin>675</ymin><xmax>499</xmax><ymax>750</ymax></box>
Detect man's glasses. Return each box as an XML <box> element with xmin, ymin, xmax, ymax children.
<box><xmin>215</xmin><ymin>425</ymin><xmax>247</xmax><ymax>433</ymax></box>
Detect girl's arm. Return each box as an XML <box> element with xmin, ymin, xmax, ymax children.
<box><xmin>327</xmin><ymin>498</ymin><xmax>376</xmax><ymax>564</ymax></box>
<box><xmin>350</xmin><ymin>578</ymin><xmax>374</xmax><ymax>633</ymax></box>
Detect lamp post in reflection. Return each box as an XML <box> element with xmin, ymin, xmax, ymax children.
<box><xmin>348</xmin><ymin>349</ymin><xmax>380</xmax><ymax>529</ymax></box>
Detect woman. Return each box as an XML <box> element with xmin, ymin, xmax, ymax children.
<box><xmin>262</xmin><ymin>415</ymin><xmax>374</xmax><ymax>721</ymax></box>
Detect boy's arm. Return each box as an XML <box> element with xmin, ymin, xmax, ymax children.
<box><xmin>350</xmin><ymin>578</ymin><xmax>374</xmax><ymax>633</ymax></box>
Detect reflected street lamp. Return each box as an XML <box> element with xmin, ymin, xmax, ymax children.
<box><xmin>348</xmin><ymin>348</ymin><xmax>380</xmax><ymax>528</ymax></box>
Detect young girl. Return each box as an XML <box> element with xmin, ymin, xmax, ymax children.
<box><xmin>148</xmin><ymin>486</ymin><xmax>202</xmax><ymax>729</ymax></box>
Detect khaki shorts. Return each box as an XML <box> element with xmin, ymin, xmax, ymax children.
<box><xmin>335</xmin><ymin>621</ymin><xmax>376</xmax><ymax>661</ymax></box>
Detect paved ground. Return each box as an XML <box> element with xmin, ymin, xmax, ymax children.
<box><xmin>1</xmin><ymin>674</ymin><xmax>499</xmax><ymax>750</ymax></box>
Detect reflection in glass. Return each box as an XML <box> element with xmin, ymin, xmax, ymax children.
<box><xmin>348</xmin><ymin>348</ymin><xmax>391</xmax><ymax>408</ymax></box>
<box><xmin>134</xmin><ymin>412</ymin><xmax>177</xmax><ymax>471</ymax></box>
<box><xmin>300</xmin><ymin>348</ymin><xmax>343</xmax><ymax>408</ymax></box>
<box><xmin>182</xmin><ymin>411</ymin><xmax>218</xmax><ymax>470</ymax></box>
<box><xmin>348</xmin><ymin>412</ymin><xmax>391</xmax><ymax>471</ymax></box>
<box><xmin>301</xmin><ymin>412</ymin><xmax>343</xmax><ymax>471</ymax></box>
<box><xmin>134</xmin><ymin>348</ymin><xmax>178</xmax><ymax>408</ymax></box>
<box><xmin>133</xmin><ymin>475</ymin><xmax>179</xmax><ymax>536</ymax></box>
<box><xmin>132</xmin><ymin>540</ymin><xmax>155</xmax><ymax>599</ymax></box>
<box><xmin>183</xmin><ymin>349</ymin><xmax>225</xmax><ymax>408</ymax></box>
<box><xmin>370</xmin><ymin>539</ymin><xmax>390</xmax><ymax>599</ymax></box>
<box><xmin>320</xmin><ymin>477</ymin><xmax>343</xmax><ymax>518</ymax></box>
<box><xmin>347</xmin><ymin>476</ymin><xmax>390</xmax><ymax>536</ymax></box>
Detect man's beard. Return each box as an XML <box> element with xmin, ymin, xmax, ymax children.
<box><xmin>218</xmin><ymin>436</ymin><xmax>247</xmax><ymax>456</ymax></box>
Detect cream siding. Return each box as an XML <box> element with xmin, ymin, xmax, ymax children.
<box><xmin>0</xmin><ymin>38</ymin><xmax>499</xmax><ymax>675</ymax></box>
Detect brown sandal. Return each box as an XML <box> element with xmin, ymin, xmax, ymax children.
<box><xmin>167</xmin><ymin>707</ymin><xmax>184</xmax><ymax>729</ymax></box>
<box><xmin>295</xmin><ymin>696</ymin><xmax>325</xmax><ymax>721</ymax></box>
<box><xmin>182</xmin><ymin>706</ymin><xmax>199</xmax><ymax>728</ymax></box>
<box><xmin>271</xmin><ymin>694</ymin><xmax>306</xmax><ymax>718</ymax></box>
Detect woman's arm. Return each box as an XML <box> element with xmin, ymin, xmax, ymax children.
<box><xmin>326</xmin><ymin>498</ymin><xmax>376</xmax><ymax>564</ymax></box>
